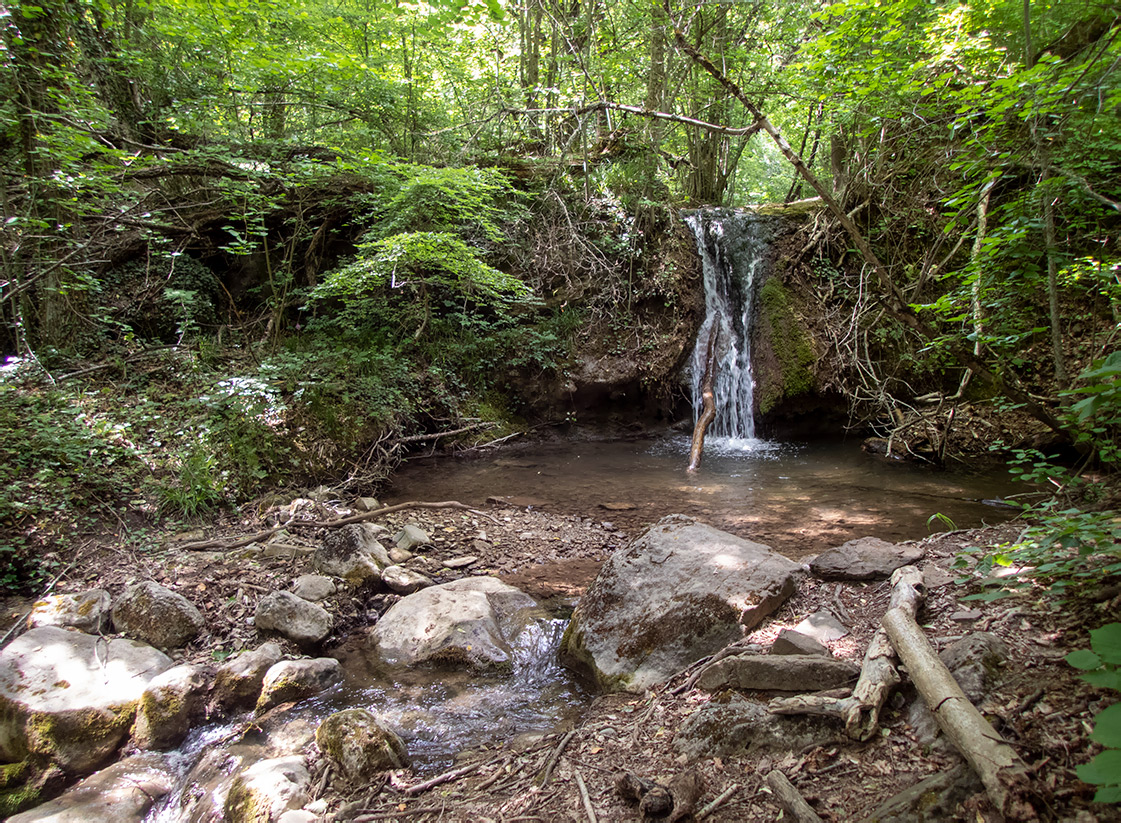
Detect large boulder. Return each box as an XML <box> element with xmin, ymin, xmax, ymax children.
<box><xmin>369</xmin><ymin>577</ymin><xmax>539</xmax><ymax>672</ymax></box>
<box><xmin>559</xmin><ymin>516</ymin><xmax>801</xmax><ymax>692</ymax></box>
<box><xmin>7</xmin><ymin>752</ymin><xmax>175</xmax><ymax>823</ymax></box>
<box><xmin>0</xmin><ymin>627</ymin><xmax>172</xmax><ymax>774</ymax></box>
<box><xmin>255</xmin><ymin>659</ymin><xmax>342</xmax><ymax>714</ymax></box>
<box><xmin>224</xmin><ymin>756</ymin><xmax>311</xmax><ymax>823</ymax></box>
<box><xmin>27</xmin><ymin>590</ymin><xmax>112</xmax><ymax>634</ymax></box>
<box><xmin>672</xmin><ymin>692</ymin><xmax>837</xmax><ymax>760</ymax></box>
<box><xmin>254</xmin><ymin>592</ymin><xmax>333</xmax><ymax>646</ymax></box>
<box><xmin>111</xmin><ymin>581</ymin><xmax>205</xmax><ymax>650</ymax></box>
<box><xmin>314</xmin><ymin>524</ymin><xmax>391</xmax><ymax>586</ymax></box>
<box><xmin>315</xmin><ymin>709</ymin><xmax>409</xmax><ymax>785</ymax></box>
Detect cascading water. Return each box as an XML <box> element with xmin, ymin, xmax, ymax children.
<box><xmin>686</xmin><ymin>209</ymin><xmax>774</xmax><ymax>447</ymax></box>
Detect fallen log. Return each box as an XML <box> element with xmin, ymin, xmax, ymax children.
<box><xmin>882</xmin><ymin>607</ymin><xmax>1036</xmax><ymax>818</ymax></box>
<box><xmin>769</xmin><ymin>565</ymin><xmax>924</xmax><ymax>740</ymax></box>
<box><xmin>764</xmin><ymin>770</ymin><xmax>823</xmax><ymax>823</ymax></box>
<box><xmin>687</xmin><ymin>319</ymin><xmax>720</xmax><ymax>473</ymax></box>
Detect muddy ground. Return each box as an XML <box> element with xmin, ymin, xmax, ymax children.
<box><xmin>1</xmin><ymin>491</ymin><xmax>1119</xmax><ymax>822</ymax></box>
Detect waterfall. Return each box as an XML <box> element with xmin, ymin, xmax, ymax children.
<box><xmin>687</xmin><ymin>209</ymin><xmax>773</xmax><ymax>445</ymax></box>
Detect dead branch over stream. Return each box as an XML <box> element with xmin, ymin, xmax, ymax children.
<box><xmin>687</xmin><ymin>319</ymin><xmax>720</xmax><ymax>473</ymax></box>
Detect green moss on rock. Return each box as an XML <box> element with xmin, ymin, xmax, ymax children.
<box><xmin>757</xmin><ymin>278</ymin><xmax>816</xmax><ymax>415</ymax></box>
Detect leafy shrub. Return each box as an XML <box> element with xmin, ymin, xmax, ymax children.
<box><xmin>1066</xmin><ymin>622</ymin><xmax>1121</xmax><ymax>804</ymax></box>
<box><xmin>0</xmin><ymin>370</ymin><xmax>139</xmax><ymax>591</ymax></box>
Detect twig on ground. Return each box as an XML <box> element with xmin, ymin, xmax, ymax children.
<box><xmin>696</xmin><ymin>784</ymin><xmax>739</xmax><ymax>819</ymax></box>
<box><xmin>402</xmin><ymin>755</ymin><xmax>501</xmax><ymax>797</ymax></box>
<box><xmin>539</xmin><ymin>730</ymin><xmax>576</xmax><ymax>786</ymax></box>
<box><xmin>574</xmin><ymin>770</ymin><xmax>598</xmax><ymax>823</ymax></box>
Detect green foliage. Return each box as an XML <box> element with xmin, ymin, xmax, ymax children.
<box><xmin>0</xmin><ymin>369</ymin><xmax>140</xmax><ymax>591</ymax></box>
<box><xmin>158</xmin><ymin>447</ymin><xmax>223</xmax><ymax>518</ymax></box>
<box><xmin>374</xmin><ymin>166</ymin><xmax>519</xmax><ymax>243</ymax></box>
<box><xmin>1066</xmin><ymin>622</ymin><xmax>1121</xmax><ymax>805</ymax></box>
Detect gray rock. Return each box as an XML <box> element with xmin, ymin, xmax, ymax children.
<box><xmin>793</xmin><ymin>610</ymin><xmax>850</xmax><ymax>643</ymax></box>
<box><xmin>394</xmin><ymin>524</ymin><xmax>431</xmax><ymax>551</ymax></box>
<box><xmin>111</xmin><ymin>581</ymin><xmax>205</xmax><ymax>650</ymax></box>
<box><xmin>695</xmin><ymin>653</ymin><xmax>859</xmax><ymax>692</ymax></box>
<box><xmin>380</xmin><ymin>565</ymin><xmax>433</xmax><ymax>594</ymax></box>
<box><xmin>291</xmin><ymin>574</ymin><xmax>336</xmax><ymax>602</ymax></box>
<box><xmin>442</xmin><ymin>556</ymin><xmax>478</xmax><ymax>569</ymax></box>
<box><xmin>371</xmin><ymin>577</ymin><xmax>538</xmax><ymax>672</ymax></box>
<box><xmin>256</xmin><ymin>659</ymin><xmax>342</xmax><ymax>714</ymax></box>
<box><xmin>132</xmin><ymin>663</ymin><xmax>214</xmax><ymax>751</ymax></box>
<box><xmin>27</xmin><ymin>590</ymin><xmax>112</xmax><ymax>634</ymax></box>
<box><xmin>315</xmin><ymin>708</ymin><xmax>409</xmax><ymax>784</ymax></box>
<box><xmin>559</xmin><ymin>516</ymin><xmax>801</xmax><ymax>693</ymax></box>
<box><xmin>950</xmin><ymin>609</ymin><xmax>984</xmax><ymax>623</ymax></box>
<box><xmin>672</xmin><ymin>692</ymin><xmax>838</xmax><ymax>760</ymax></box>
<box><xmin>255</xmin><ymin>591</ymin><xmax>333</xmax><ymax>646</ymax></box>
<box><xmin>213</xmin><ymin>643</ymin><xmax>283</xmax><ymax>711</ymax></box>
<box><xmin>809</xmin><ymin>537</ymin><xmax>925</xmax><ymax>580</ymax></box>
<box><xmin>7</xmin><ymin>752</ymin><xmax>175</xmax><ymax>823</ymax></box>
<box><xmin>770</xmin><ymin>629</ymin><xmax>830</xmax><ymax>657</ymax></box>
<box><xmin>224</xmin><ymin>756</ymin><xmax>311</xmax><ymax>822</ymax></box>
<box><xmin>0</xmin><ymin>626</ymin><xmax>172</xmax><ymax>774</ymax></box>
<box><xmin>353</xmin><ymin>497</ymin><xmax>382</xmax><ymax>512</ymax></box>
<box><xmin>314</xmin><ymin>524</ymin><xmax>391</xmax><ymax>585</ymax></box>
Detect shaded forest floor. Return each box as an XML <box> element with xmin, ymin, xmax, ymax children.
<box><xmin>1</xmin><ymin>495</ymin><xmax>1119</xmax><ymax>821</ymax></box>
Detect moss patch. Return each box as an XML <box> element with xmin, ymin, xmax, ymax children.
<box><xmin>756</xmin><ymin>278</ymin><xmax>816</xmax><ymax>415</ymax></box>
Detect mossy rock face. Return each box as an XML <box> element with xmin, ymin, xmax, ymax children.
<box><xmin>753</xmin><ymin>277</ymin><xmax>818</xmax><ymax>416</ymax></box>
<box><xmin>254</xmin><ymin>659</ymin><xmax>342</xmax><ymax>715</ymax></box>
<box><xmin>315</xmin><ymin>709</ymin><xmax>409</xmax><ymax>785</ymax></box>
<box><xmin>132</xmin><ymin>663</ymin><xmax>214</xmax><ymax>751</ymax></box>
<box><xmin>0</xmin><ymin>761</ymin><xmax>66</xmax><ymax>819</ymax></box>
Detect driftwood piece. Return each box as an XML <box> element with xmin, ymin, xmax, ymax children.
<box><xmin>769</xmin><ymin>565</ymin><xmax>924</xmax><ymax>740</ymax></box>
<box><xmin>882</xmin><ymin>607</ymin><xmax>1036</xmax><ymax>818</ymax></box>
<box><xmin>178</xmin><ymin>500</ymin><xmax>491</xmax><ymax>551</ymax></box>
<box><xmin>764</xmin><ymin>770</ymin><xmax>824</xmax><ymax>823</ymax></box>
<box><xmin>687</xmin><ymin>319</ymin><xmax>720</xmax><ymax>473</ymax></box>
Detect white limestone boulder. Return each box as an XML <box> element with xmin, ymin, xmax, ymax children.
<box><xmin>27</xmin><ymin>590</ymin><xmax>112</xmax><ymax>634</ymax></box>
<box><xmin>0</xmin><ymin>627</ymin><xmax>172</xmax><ymax>774</ymax></box>
<box><xmin>370</xmin><ymin>577</ymin><xmax>538</xmax><ymax>672</ymax></box>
